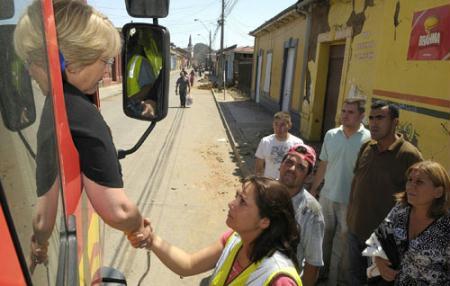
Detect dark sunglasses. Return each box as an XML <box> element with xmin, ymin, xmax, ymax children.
<box><xmin>293</xmin><ymin>145</ymin><xmax>308</xmax><ymax>154</ymax></box>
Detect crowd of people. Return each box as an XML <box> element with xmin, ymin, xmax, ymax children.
<box><xmin>249</xmin><ymin>101</ymin><xmax>449</xmax><ymax>286</ymax></box>
<box><xmin>128</xmin><ymin>97</ymin><xmax>449</xmax><ymax>285</ymax></box>
<box><xmin>19</xmin><ymin>1</ymin><xmax>449</xmax><ymax>285</ymax></box>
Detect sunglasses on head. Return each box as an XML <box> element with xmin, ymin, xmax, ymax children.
<box><xmin>293</xmin><ymin>145</ymin><xmax>308</xmax><ymax>154</ymax></box>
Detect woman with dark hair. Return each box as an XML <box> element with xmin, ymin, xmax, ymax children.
<box><xmin>130</xmin><ymin>176</ymin><xmax>302</xmax><ymax>285</ymax></box>
<box><xmin>374</xmin><ymin>160</ymin><xmax>450</xmax><ymax>285</ymax></box>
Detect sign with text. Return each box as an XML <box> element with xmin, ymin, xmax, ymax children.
<box><xmin>407</xmin><ymin>4</ymin><xmax>450</xmax><ymax>60</ymax></box>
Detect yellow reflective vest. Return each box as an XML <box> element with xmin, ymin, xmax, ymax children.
<box><xmin>126</xmin><ymin>54</ymin><xmax>144</xmax><ymax>97</ymax></box>
<box><xmin>209</xmin><ymin>232</ymin><xmax>302</xmax><ymax>286</ymax></box>
<box><xmin>127</xmin><ymin>39</ymin><xmax>162</xmax><ymax>98</ymax></box>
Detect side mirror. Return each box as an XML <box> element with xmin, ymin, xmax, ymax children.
<box><xmin>0</xmin><ymin>26</ymin><xmax>36</xmax><ymax>131</ymax></box>
<box><xmin>125</xmin><ymin>0</ymin><xmax>169</xmax><ymax>18</ymax></box>
<box><xmin>122</xmin><ymin>23</ymin><xmax>169</xmax><ymax>121</ymax></box>
<box><xmin>0</xmin><ymin>0</ymin><xmax>14</xmax><ymax>19</ymax></box>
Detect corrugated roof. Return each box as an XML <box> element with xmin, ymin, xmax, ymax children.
<box><xmin>233</xmin><ymin>46</ymin><xmax>254</xmax><ymax>54</ymax></box>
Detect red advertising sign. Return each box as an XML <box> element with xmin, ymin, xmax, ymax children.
<box><xmin>407</xmin><ymin>4</ymin><xmax>450</xmax><ymax>60</ymax></box>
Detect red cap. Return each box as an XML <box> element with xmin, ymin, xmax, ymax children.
<box><xmin>287</xmin><ymin>143</ymin><xmax>316</xmax><ymax>167</ymax></box>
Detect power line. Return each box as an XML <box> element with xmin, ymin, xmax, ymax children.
<box><xmin>170</xmin><ymin>0</ymin><xmax>217</xmax><ymax>12</ymax></box>
<box><xmin>224</xmin><ymin>0</ymin><xmax>239</xmax><ymax>17</ymax></box>
<box><xmin>228</xmin><ymin>14</ymin><xmax>252</xmax><ymax>29</ymax></box>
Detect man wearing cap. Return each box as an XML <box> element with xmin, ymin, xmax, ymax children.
<box><xmin>279</xmin><ymin>143</ymin><xmax>325</xmax><ymax>286</ymax></box>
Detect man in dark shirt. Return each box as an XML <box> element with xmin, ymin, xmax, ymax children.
<box><xmin>175</xmin><ymin>71</ymin><xmax>190</xmax><ymax>108</ymax></box>
<box><xmin>346</xmin><ymin>100</ymin><xmax>423</xmax><ymax>285</ymax></box>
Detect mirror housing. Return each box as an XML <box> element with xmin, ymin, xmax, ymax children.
<box><xmin>125</xmin><ymin>0</ymin><xmax>169</xmax><ymax>18</ymax></box>
<box><xmin>122</xmin><ymin>23</ymin><xmax>169</xmax><ymax>121</ymax></box>
<box><xmin>0</xmin><ymin>0</ymin><xmax>14</xmax><ymax>19</ymax></box>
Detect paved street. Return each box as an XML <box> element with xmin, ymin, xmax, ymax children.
<box><xmin>99</xmin><ymin>74</ymin><xmax>241</xmax><ymax>285</ymax></box>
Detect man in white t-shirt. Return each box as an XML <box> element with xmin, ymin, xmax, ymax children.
<box><xmin>255</xmin><ymin>111</ymin><xmax>303</xmax><ymax>179</ymax></box>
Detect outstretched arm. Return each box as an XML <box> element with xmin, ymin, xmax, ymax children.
<box><xmin>82</xmin><ymin>175</ymin><xmax>149</xmax><ymax>243</ymax></box>
<box><xmin>146</xmin><ymin>233</ymin><xmax>223</xmax><ymax>277</ymax></box>
<box><xmin>30</xmin><ymin>179</ymin><xmax>60</xmax><ymax>270</ymax></box>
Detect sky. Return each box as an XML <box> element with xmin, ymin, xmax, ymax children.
<box><xmin>89</xmin><ymin>0</ymin><xmax>297</xmax><ymax>49</ymax></box>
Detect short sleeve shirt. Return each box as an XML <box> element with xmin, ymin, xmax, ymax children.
<box><xmin>255</xmin><ymin>134</ymin><xmax>303</xmax><ymax>179</ymax></box>
<box><xmin>64</xmin><ymin>82</ymin><xmax>123</xmax><ymax>188</ymax></box>
<box><xmin>347</xmin><ymin>135</ymin><xmax>422</xmax><ymax>240</ymax></box>
<box><xmin>319</xmin><ymin>124</ymin><xmax>370</xmax><ymax>204</ymax></box>
<box><xmin>291</xmin><ymin>189</ymin><xmax>325</xmax><ymax>271</ymax></box>
<box><xmin>176</xmin><ymin>76</ymin><xmax>189</xmax><ymax>93</ymax></box>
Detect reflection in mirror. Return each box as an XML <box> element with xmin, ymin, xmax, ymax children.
<box><xmin>123</xmin><ymin>24</ymin><xmax>169</xmax><ymax>121</ymax></box>
<box><xmin>6</xmin><ymin>1</ymin><xmax>63</xmax><ymax>283</ymax></box>
<box><xmin>125</xmin><ymin>0</ymin><xmax>169</xmax><ymax>18</ymax></box>
<box><xmin>0</xmin><ymin>25</ymin><xmax>36</xmax><ymax>131</ymax></box>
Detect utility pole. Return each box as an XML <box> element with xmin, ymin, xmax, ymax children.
<box><xmin>220</xmin><ymin>0</ymin><xmax>225</xmax><ymax>99</ymax></box>
<box><xmin>208</xmin><ymin>30</ymin><xmax>212</xmax><ymax>72</ymax></box>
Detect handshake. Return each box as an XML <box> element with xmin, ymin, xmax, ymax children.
<box><xmin>127</xmin><ymin>217</ymin><xmax>154</xmax><ymax>249</ymax></box>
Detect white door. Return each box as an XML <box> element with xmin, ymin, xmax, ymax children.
<box><xmin>263</xmin><ymin>52</ymin><xmax>272</xmax><ymax>94</ymax></box>
<box><xmin>281</xmin><ymin>48</ymin><xmax>295</xmax><ymax>111</ymax></box>
<box><xmin>255</xmin><ymin>52</ymin><xmax>263</xmax><ymax>103</ymax></box>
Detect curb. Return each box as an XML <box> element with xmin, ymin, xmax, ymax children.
<box><xmin>211</xmin><ymin>89</ymin><xmax>251</xmax><ymax>178</ymax></box>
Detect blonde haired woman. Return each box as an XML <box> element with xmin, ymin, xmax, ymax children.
<box><xmin>14</xmin><ymin>0</ymin><xmax>149</xmax><ymax>266</ymax></box>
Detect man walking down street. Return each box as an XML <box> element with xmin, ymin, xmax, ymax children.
<box><xmin>346</xmin><ymin>100</ymin><xmax>423</xmax><ymax>285</ymax></box>
<box><xmin>255</xmin><ymin>111</ymin><xmax>303</xmax><ymax>179</ymax></box>
<box><xmin>279</xmin><ymin>144</ymin><xmax>324</xmax><ymax>286</ymax></box>
<box><xmin>310</xmin><ymin>98</ymin><xmax>370</xmax><ymax>286</ymax></box>
<box><xmin>175</xmin><ymin>71</ymin><xmax>190</xmax><ymax>108</ymax></box>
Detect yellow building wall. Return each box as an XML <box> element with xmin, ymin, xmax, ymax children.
<box><xmin>251</xmin><ymin>15</ymin><xmax>307</xmax><ymax>112</ymax></box>
<box><xmin>304</xmin><ymin>0</ymin><xmax>385</xmax><ymax>139</ymax></box>
<box><xmin>304</xmin><ymin>0</ymin><xmax>450</xmax><ymax>169</ymax></box>
<box><xmin>374</xmin><ymin>0</ymin><xmax>450</xmax><ymax>169</ymax></box>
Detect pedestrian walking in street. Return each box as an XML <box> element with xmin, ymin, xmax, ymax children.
<box><xmin>128</xmin><ymin>176</ymin><xmax>303</xmax><ymax>285</ymax></box>
<box><xmin>279</xmin><ymin>143</ymin><xmax>325</xmax><ymax>286</ymax></box>
<box><xmin>189</xmin><ymin>69</ymin><xmax>195</xmax><ymax>87</ymax></box>
<box><xmin>175</xmin><ymin>71</ymin><xmax>190</xmax><ymax>108</ymax></box>
<box><xmin>309</xmin><ymin>98</ymin><xmax>370</xmax><ymax>285</ymax></box>
<box><xmin>255</xmin><ymin>111</ymin><xmax>303</xmax><ymax>179</ymax></box>
<box><xmin>346</xmin><ymin>100</ymin><xmax>423</xmax><ymax>285</ymax></box>
<box><xmin>372</xmin><ymin>160</ymin><xmax>450</xmax><ymax>285</ymax></box>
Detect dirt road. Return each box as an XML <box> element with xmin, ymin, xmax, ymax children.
<box><xmin>100</xmin><ymin>76</ymin><xmax>241</xmax><ymax>285</ymax></box>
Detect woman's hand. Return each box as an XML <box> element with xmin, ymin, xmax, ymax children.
<box><xmin>141</xmin><ymin>100</ymin><xmax>156</xmax><ymax>117</ymax></box>
<box><xmin>30</xmin><ymin>235</ymin><xmax>49</xmax><ymax>273</ymax></box>
<box><xmin>127</xmin><ymin>218</ymin><xmax>153</xmax><ymax>249</ymax></box>
<box><xmin>374</xmin><ymin>256</ymin><xmax>399</xmax><ymax>282</ymax></box>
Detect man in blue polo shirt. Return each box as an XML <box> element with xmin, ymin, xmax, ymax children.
<box><xmin>310</xmin><ymin>98</ymin><xmax>370</xmax><ymax>286</ymax></box>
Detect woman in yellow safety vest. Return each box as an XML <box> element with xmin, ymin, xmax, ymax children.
<box><xmin>129</xmin><ymin>176</ymin><xmax>303</xmax><ymax>285</ymax></box>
